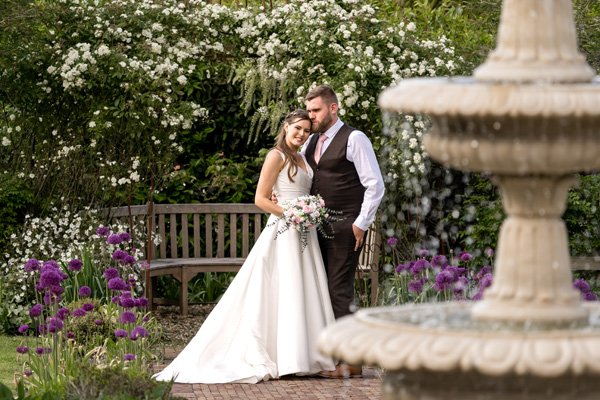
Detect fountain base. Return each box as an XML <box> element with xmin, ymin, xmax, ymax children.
<box><xmin>383</xmin><ymin>368</ymin><xmax>600</xmax><ymax>400</ymax></box>
<box><xmin>319</xmin><ymin>302</ymin><xmax>600</xmax><ymax>399</ymax></box>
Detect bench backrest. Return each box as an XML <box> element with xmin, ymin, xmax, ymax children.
<box><xmin>106</xmin><ymin>203</ymin><xmax>268</xmax><ymax>260</ymax></box>
<box><xmin>106</xmin><ymin>203</ymin><xmax>381</xmax><ymax>270</ymax></box>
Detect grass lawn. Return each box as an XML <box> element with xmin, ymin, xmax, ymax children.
<box><xmin>0</xmin><ymin>335</ymin><xmax>23</xmax><ymax>392</ymax></box>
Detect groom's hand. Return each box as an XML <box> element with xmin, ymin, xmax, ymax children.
<box><xmin>352</xmin><ymin>225</ymin><xmax>365</xmax><ymax>251</ymax></box>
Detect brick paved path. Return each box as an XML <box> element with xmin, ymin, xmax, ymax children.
<box><xmin>158</xmin><ymin>349</ymin><xmax>384</xmax><ymax>399</ymax></box>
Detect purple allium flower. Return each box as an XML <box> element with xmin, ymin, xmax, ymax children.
<box><xmin>51</xmin><ymin>285</ymin><xmax>64</xmax><ymax>296</ymax></box>
<box><xmin>24</xmin><ymin>258</ymin><xmax>41</xmax><ymax>272</ymax></box>
<box><xmin>131</xmin><ymin>326</ymin><xmax>149</xmax><ymax>339</ymax></box>
<box><xmin>395</xmin><ymin>263</ymin><xmax>409</xmax><ymax>274</ymax></box>
<box><xmin>485</xmin><ymin>247</ymin><xmax>495</xmax><ymax>258</ymax></box>
<box><xmin>472</xmin><ymin>290</ymin><xmax>484</xmax><ymax>301</ymax></box>
<box><xmin>68</xmin><ymin>258</ymin><xmax>83</xmax><ymax>271</ymax></box>
<box><xmin>43</xmin><ymin>260</ymin><xmax>60</xmax><ymax>270</ymax></box>
<box><xmin>478</xmin><ymin>273</ymin><xmax>493</xmax><ymax>289</ymax></box>
<box><xmin>39</xmin><ymin>268</ymin><xmax>63</xmax><ymax>289</ymax></box>
<box><xmin>443</xmin><ymin>266</ymin><xmax>466</xmax><ymax>280</ymax></box>
<box><xmin>103</xmin><ymin>268</ymin><xmax>120</xmax><ymax>280</ymax></box>
<box><xmin>82</xmin><ymin>303</ymin><xmax>94</xmax><ymax>312</ymax></box>
<box><xmin>72</xmin><ymin>308</ymin><xmax>86</xmax><ymax>317</ymax></box>
<box><xmin>111</xmin><ymin>295</ymin><xmax>120</xmax><ymax>304</ymax></box>
<box><xmin>120</xmin><ymin>296</ymin><xmax>135</xmax><ymax>308</ymax></box>
<box><xmin>119</xmin><ymin>311</ymin><xmax>136</xmax><ymax>324</ymax></box>
<box><xmin>114</xmin><ymin>329</ymin><xmax>128</xmax><ymax>339</ymax></box>
<box><xmin>386</xmin><ymin>237</ymin><xmax>398</xmax><ymax>247</ymax></box>
<box><xmin>453</xmin><ymin>276</ymin><xmax>469</xmax><ymax>297</ymax></box>
<box><xmin>78</xmin><ymin>286</ymin><xmax>92</xmax><ymax>298</ymax></box>
<box><xmin>96</xmin><ymin>225</ymin><xmax>110</xmax><ymax>236</ymax></box>
<box><xmin>108</xmin><ymin>277</ymin><xmax>128</xmax><ymax>291</ymax></box>
<box><xmin>418</xmin><ymin>249</ymin><xmax>429</xmax><ymax>258</ymax></box>
<box><xmin>410</xmin><ymin>259</ymin><xmax>430</xmax><ymax>275</ymax></box>
<box><xmin>18</xmin><ymin>324</ymin><xmax>29</xmax><ymax>334</ymax></box>
<box><xmin>23</xmin><ymin>369</ymin><xmax>32</xmax><ymax>377</ymax></box>
<box><xmin>434</xmin><ymin>270</ymin><xmax>455</xmax><ymax>291</ymax></box>
<box><xmin>475</xmin><ymin>266</ymin><xmax>493</xmax><ymax>281</ymax></box>
<box><xmin>408</xmin><ymin>279</ymin><xmax>424</xmax><ymax>294</ymax></box>
<box><xmin>431</xmin><ymin>255</ymin><xmax>448</xmax><ymax>268</ymax></box>
<box><xmin>111</xmin><ymin>249</ymin><xmax>127</xmax><ymax>261</ymax></box>
<box><xmin>124</xmin><ymin>353</ymin><xmax>136</xmax><ymax>361</ymax></box>
<box><xmin>35</xmin><ymin>347</ymin><xmax>51</xmax><ymax>355</ymax></box>
<box><xmin>94</xmin><ymin>319</ymin><xmax>103</xmax><ymax>326</ymax></box>
<box><xmin>574</xmin><ymin>278</ymin><xmax>591</xmax><ymax>293</ymax></box>
<box><xmin>56</xmin><ymin>307</ymin><xmax>70</xmax><ymax>320</ymax></box>
<box><xmin>106</xmin><ymin>233</ymin><xmax>123</xmax><ymax>245</ymax></box>
<box><xmin>119</xmin><ymin>232</ymin><xmax>132</xmax><ymax>242</ymax></box>
<box><xmin>459</xmin><ymin>251</ymin><xmax>473</xmax><ymax>262</ymax></box>
<box><xmin>140</xmin><ymin>261</ymin><xmax>150</xmax><ymax>270</ymax></box>
<box><xmin>66</xmin><ymin>331</ymin><xmax>75</xmax><ymax>339</ymax></box>
<box><xmin>29</xmin><ymin>304</ymin><xmax>43</xmax><ymax>317</ymax></box>
<box><xmin>16</xmin><ymin>346</ymin><xmax>29</xmax><ymax>354</ymax></box>
<box><xmin>122</xmin><ymin>255</ymin><xmax>137</xmax><ymax>265</ymax></box>
<box><xmin>136</xmin><ymin>297</ymin><xmax>149</xmax><ymax>308</ymax></box>
<box><xmin>584</xmin><ymin>291</ymin><xmax>598</xmax><ymax>301</ymax></box>
<box><xmin>47</xmin><ymin>317</ymin><xmax>64</xmax><ymax>333</ymax></box>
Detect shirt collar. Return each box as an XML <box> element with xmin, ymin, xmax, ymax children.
<box><xmin>322</xmin><ymin>118</ymin><xmax>344</xmax><ymax>140</ymax></box>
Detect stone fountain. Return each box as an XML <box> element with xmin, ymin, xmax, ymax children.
<box><xmin>318</xmin><ymin>0</ymin><xmax>600</xmax><ymax>398</ymax></box>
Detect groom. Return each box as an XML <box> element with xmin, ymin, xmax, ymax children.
<box><xmin>303</xmin><ymin>85</ymin><xmax>384</xmax><ymax>378</ymax></box>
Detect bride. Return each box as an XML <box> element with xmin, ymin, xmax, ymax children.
<box><xmin>153</xmin><ymin>109</ymin><xmax>336</xmax><ymax>384</ymax></box>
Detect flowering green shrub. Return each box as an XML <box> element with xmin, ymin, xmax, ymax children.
<box><xmin>13</xmin><ymin>226</ymin><xmax>159</xmax><ymax>397</ymax></box>
<box><xmin>380</xmin><ymin>240</ymin><xmax>599</xmax><ymax>306</ymax></box>
<box><xmin>380</xmin><ymin>245</ymin><xmax>494</xmax><ymax>305</ymax></box>
<box><xmin>0</xmin><ymin>207</ymin><xmax>146</xmax><ymax>333</ymax></box>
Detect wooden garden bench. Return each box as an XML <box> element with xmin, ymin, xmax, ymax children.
<box><xmin>106</xmin><ymin>203</ymin><xmax>381</xmax><ymax>315</ymax></box>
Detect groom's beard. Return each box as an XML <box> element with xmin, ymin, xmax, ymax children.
<box><xmin>313</xmin><ymin>113</ymin><xmax>333</xmax><ymax>133</ymax></box>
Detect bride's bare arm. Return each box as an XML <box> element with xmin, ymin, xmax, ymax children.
<box><xmin>255</xmin><ymin>150</ymin><xmax>285</xmax><ymax>216</ymax></box>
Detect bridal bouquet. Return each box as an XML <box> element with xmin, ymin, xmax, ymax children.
<box><xmin>271</xmin><ymin>194</ymin><xmax>343</xmax><ymax>251</ymax></box>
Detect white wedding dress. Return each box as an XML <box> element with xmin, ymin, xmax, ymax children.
<box><xmin>153</xmin><ymin>153</ymin><xmax>336</xmax><ymax>384</ymax></box>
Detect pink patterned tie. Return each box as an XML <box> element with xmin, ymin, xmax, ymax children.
<box><xmin>314</xmin><ymin>134</ymin><xmax>327</xmax><ymax>164</ymax></box>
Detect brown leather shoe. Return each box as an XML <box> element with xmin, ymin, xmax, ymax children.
<box><xmin>317</xmin><ymin>364</ymin><xmax>362</xmax><ymax>379</ymax></box>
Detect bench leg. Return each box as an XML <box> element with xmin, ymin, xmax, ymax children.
<box><xmin>370</xmin><ymin>270</ymin><xmax>379</xmax><ymax>306</ymax></box>
<box><xmin>148</xmin><ymin>276</ymin><xmax>156</xmax><ymax>311</ymax></box>
<box><xmin>180</xmin><ymin>272</ymin><xmax>189</xmax><ymax>316</ymax></box>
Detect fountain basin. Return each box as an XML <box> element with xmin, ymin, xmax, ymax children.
<box><xmin>319</xmin><ymin>302</ymin><xmax>600</xmax><ymax>399</ymax></box>
<box><xmin>379</xmin><ymin>77</ymin><xmax>600</xmax><ymax>174</ymax></box>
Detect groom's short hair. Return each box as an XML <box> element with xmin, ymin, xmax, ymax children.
<box><xmin>305</xmin><ymin>85</ymin><xmax>338</xmax><ymax>106</ymax></box>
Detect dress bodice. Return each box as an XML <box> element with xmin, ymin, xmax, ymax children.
<box><xmin>273</xmin><ymin>152</ymin><xmax>313</xmax><ymax>202</ymax></box>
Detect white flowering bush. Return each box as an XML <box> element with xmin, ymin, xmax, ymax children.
<box><xmin>0</xmin><ymin>206</ymin><xmax>147</xmax><ymax>332</ymax></box>
<box><xmin>235</xmin><ymin>0</ymin><xmax>460</xmax><ymax>140</ymax></box>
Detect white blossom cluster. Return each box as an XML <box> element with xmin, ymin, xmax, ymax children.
<box><xmin>0</xmin><ymin>206</ymin><xmax>146</xmax><ymax>327</ymax></box>
<box><xmin>234</xmin><ymin>0</ymin><xmax>460</xmax><ymax>142</ymax></box>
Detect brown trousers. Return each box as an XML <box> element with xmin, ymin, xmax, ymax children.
<box><xmin>318</xmin><ymin>217</ymin><xmax>362</xmax><ymax>319</ymax></box>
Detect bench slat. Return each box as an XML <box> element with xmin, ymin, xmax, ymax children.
<box><xmin>170</xmin><ymin>214</ymin><xmax>177</xmax><ymax>258</ymax></box>
<box><xmin>230</xmin><ymin>213</ymin><xmax>237</xmax><ymax>258</ymax></box>
<box><xmin>206</xmin><ymin>214</ymin><xmax>213</xmax><ymax>258</ymax></box>
<box><xmin>159</xmin><ymin>214</ymin><xmax>166</xmax><ymax>258</ymax></box>
<box><xmin>182</xmin><ymin>213</ymin><xmax>189</xmax><ymax>258</ymax></box>
<box><xmin>217</xmin><ymin>214</ymin><xmax>225</xmax><ymax>258</ymax></box>
<box><xmin>193</xmin><ymin>214</ymin><xmax>201</xmax><ymax>258</ymax></box>
<box><xmin>242</xmin><ymin>214</ymin><xmax>250</xmax><ymax>256</ymax></box>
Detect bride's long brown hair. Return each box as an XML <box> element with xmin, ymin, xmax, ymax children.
<box><xmin>274</xmin><ymin>109</ymin><xmax>311</xmax><ymax>183</ymax></box>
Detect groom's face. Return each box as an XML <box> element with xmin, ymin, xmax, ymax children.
<box><xmin>306</xmin><ymin>96</ymin><xmax>337</xmax><ymax>133</ymax></box>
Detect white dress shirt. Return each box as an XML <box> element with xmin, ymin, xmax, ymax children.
<box><xmin>303</xmin><ymin>118</ymin><xmax>385</xmax><ymax>231</ymax></box>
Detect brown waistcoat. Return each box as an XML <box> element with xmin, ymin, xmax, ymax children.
<box><xmin>305</xmin><ymin>124</ymin><xmax>365</xmax><ymax>217</ymax></box>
